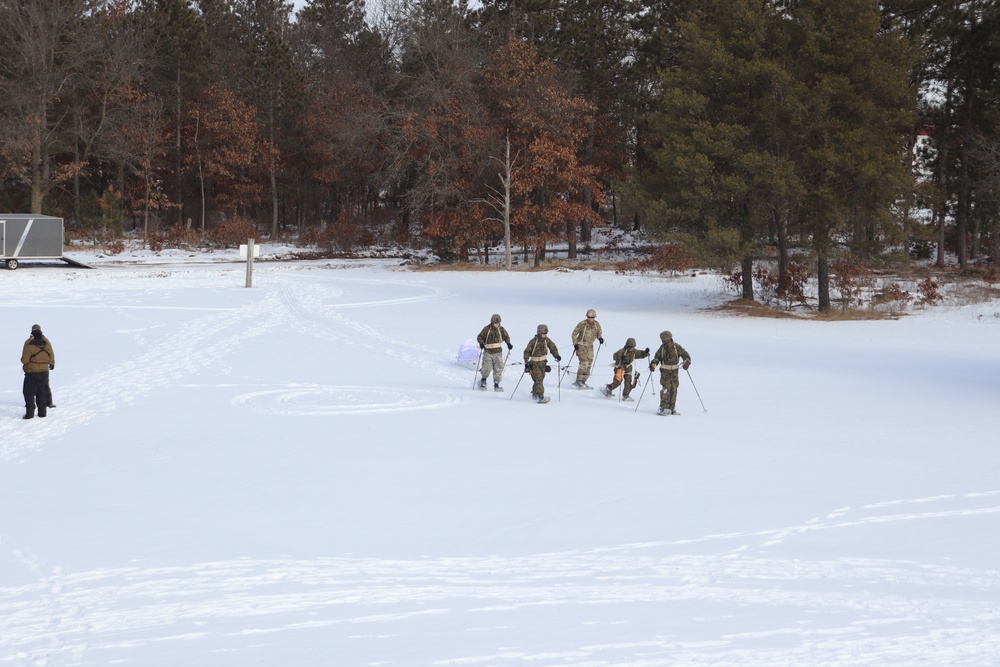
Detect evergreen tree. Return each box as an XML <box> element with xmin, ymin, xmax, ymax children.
<box><xmin>624</xmin><ymin>0</ymin><xmax>797</xmax><ymax>300</ymax></box>
<box><xmin>233</xmin><ymin>0</ymin><xmax>305</xmax><ymax>237</ymax></box>
<box><xmin>786</xmin><ymin>0</ymin><xmax>916</xmax><ymax>309</ymax></box>
<box><xmin>139</xmin><ymin>0</ymin><xmax>210</xmax><ymax>227</ymax></box>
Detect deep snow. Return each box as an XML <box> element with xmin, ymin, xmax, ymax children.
<box><xmin>1</xmin><ymin>250</ymin><xmax>998</xmax><ymax>666</ymax></box>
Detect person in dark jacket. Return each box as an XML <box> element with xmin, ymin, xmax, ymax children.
<box><xmin>28</xmin><ymin>324</ymin><xmax>55</xmax><ymax>409</ymax></box>
<box><xmin>22</xmin><ymin>325</ymin><xmax>54</xmax><ymax>419</ymax></box>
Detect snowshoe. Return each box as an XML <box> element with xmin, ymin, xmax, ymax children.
<box><xmin>494</xmin><ymin>384</ymin><xmax>504</xmax><ymax>392</ymax></box>
<box><xmin>479</xmin><ymin>378</ymin><xmax>487</xmax><ymax>390</ymax></box>
<box><xmin>537</xmin><ymin>395</ymin><xmax>550</xmax><ymax>404</ymax></box>
<box><xmin>621</xmin><ymin>396</ymin><xmax>634</xmax><ymax>403</ymax></box>
<box><xmin>601</xmin><ymin>386</ymin><xmax>612</xmax><ymax>397</ymax></box>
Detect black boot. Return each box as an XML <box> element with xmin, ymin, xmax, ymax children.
<box><xmin>23</xmin><ymin>407</ymin><xmax>34</xmax><ymax>419</ymax></box>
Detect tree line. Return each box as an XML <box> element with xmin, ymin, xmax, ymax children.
<box><xmin>1</xmin><ymin>0</ymin><xmax>998</xmax><ymax>308</ymax></box>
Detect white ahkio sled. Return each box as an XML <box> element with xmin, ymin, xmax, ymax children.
<box><xmin>1</xmin><ymin>214</ymin><xmax>91</xmax><ymax>270</ymax></box>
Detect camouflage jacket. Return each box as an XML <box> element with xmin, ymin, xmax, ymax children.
<box><xmin>523</xmin><ymin>336</ymin><xmax>559</xmax><ymax>364</ymax></box>
<box><xmin>613</xmin><ymin>346</ymin><xmax>650</xmax><ymax>369</ymax></box>
<box><xmin>571</xmin><ymin>319</ymin><xmax>603</xmax><ymax>346</ymax></box>
<box><xmin>650</xmin><ymin>341</ymin><xmax>690</xmax><ymax>371</ymax></box>
<box><xmin>477</xmin><ymin>324</ymin><xmax>511</xmax><ymax>354</ymax></box>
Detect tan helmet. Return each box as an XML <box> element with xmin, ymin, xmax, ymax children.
<box><xmin>660</xmin><ymin>330</ymin><xmax>673</xmax><ymax>343</ymax></box>
<box><xmin>491</xmin><ymin>313</ymin><xmax>501</xmax><ymax>323</ymax></box>
<box><xmin>586</xmin><ymin>309</ymin><xmax>597</xmax><ymax>318</ymax></box>
<box><xmin>537</xmin><ymin>324</ymin><xmax>549</xmax><ymax>335</ymax></box>
<box><xmin>626</xmin><ymin>337</ymin><xmax>636</xmax><ymax>347</ymax></box>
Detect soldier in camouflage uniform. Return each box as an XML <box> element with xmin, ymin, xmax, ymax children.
<box><xmin>648</xmin><ymin>330</ymin><xmax>691</xmax><ymax>415</ymax></box>
<box><xmin>477</xmin><ymin>313</ymin><xmax>513</xmax><ymax>391</ymax></box>
<box><xmin>601</xmin><ymin>338</ymin><xmax>650</xmax><ymax>402</ymax></box>
<box><xmin>570</xmin><ymin>309</ymin><xmax>603</xmax><ymax>389</ymax></box>
<box><xmin>523</xmin><ymin>324</ymin><xmax>561</xmax><ymax>404</ymax></box>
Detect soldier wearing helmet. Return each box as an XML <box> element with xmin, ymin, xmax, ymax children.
<box><xmin>648</xmin><ymin>330</ymin><xmax>692</xmax><ymax>415</ymax></box>
<box><xmin>476</xmin><ymin>314</ymin><xmax>512</xmax><ymax>391</ymax></box>
<box><xmin>570</xmin><ymin>308</ymin><xmax>604</xmax><ymax>389</ymax></box>
<box><xmin>522</xmin><ymin>324</ymin><xmax>561</xmax><ymax>403</ymax></box>
<box><xmin>601</xmin><ymin>337</ymin><xmax>650</xmax><ymax>402</ymax></box>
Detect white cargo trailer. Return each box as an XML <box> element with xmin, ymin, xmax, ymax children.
<box><xmin>0</xmin><ymin>215</ymin><xmax>90</xmax><ymax>269</ymax></box>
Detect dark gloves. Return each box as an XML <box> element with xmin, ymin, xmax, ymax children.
<box><xmin>507</xmin><ymin>342</ymin><xmax>513</xmax><ymax>350</ymax></box>
<box><xmin>554</xmin><ymin>355</ymin><xmax>561</xmax><ymax>362</ymax></box>
<box><xmin>682</xmin><ymin>360</ymin><xmax>691</xmax><ymax>370</ymax></box>
<box><xmin>644</xmin><ymin>347</ymin><xmax>650</xmax><ymax>355</ymax></box>
<box><xmin>479</xmin><ymin>342</ymin><xmax>485</xmax><ymax>349</ymax></box>
<box><xmin>525</xmin><ymin>362</ymin><xmax>532</xmax><ymax>371</ymax></box>
<box><xmin>649</xmin><ymin>363</ymin><xmax>657</xmax><ymax>372</ymax></box>
<box><xmin>598</xmin><ymin>337</ymin><xmax>604</xmax><ymax>344</ymax></box>
<box><xmin>574</xmin><ymin>344</ymin><xmax>579</xmax><ymax>351</ymax></box>
<box><xmin>49</xmin><ymin>364</ymin><xmax>55</xmax><ymax>370</ymax></box>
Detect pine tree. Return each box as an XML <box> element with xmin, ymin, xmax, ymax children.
<box><xmin>786</xmin><ymin>0</ymin><xmax>916</xmax><ymax>309</ymax></box>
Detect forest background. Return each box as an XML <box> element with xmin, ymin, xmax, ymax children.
<box><xmin>1</xmin><ymin>0</ymin><xmax>999</xmax><ymax>311</ymax></box>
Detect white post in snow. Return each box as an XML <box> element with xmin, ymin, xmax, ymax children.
<box><xmin>242</xmin><ymin>238</ymin><xmax>256</xmax><ymax>288</ymax></box>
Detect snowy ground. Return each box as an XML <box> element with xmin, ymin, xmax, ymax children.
<box><xmin>2</xmin><ymin>249</ymin><xmax>999</xmax><ymax>666</ymax></box>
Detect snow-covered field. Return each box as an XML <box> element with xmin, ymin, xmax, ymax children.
<box><xmin>2</xmin><ymin>249</ymin><xmax>999</xmax><ymax>666</ymax></box>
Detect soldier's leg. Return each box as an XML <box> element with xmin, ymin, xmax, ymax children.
<box><xmin>531</xmin><ymin>366</ymin><xmax>546</xmax><ymax>398</ymax></box>
<box><xmin>491</xmin><ymin>354</ymin><xmax>505</xmax><ymax>384</ymax></box>
<box><xmin>575</xmin><ymin>346</ymin><xmax>594</xmax><ymax>384</ymax></box>
<box><xmin>664</xmin><ymin>373</ymin><xmax>679</xmax><ymax>410</ymax></box>
<box><xmin>658</xmin><ymin>370</ymin><xmax>670</xmax><ymax>410</ymax></box>
<box><xmin>481</xmin><ymin>353</ymin><xmax>495</xmax><ymax>381</ymax></box>
<box><xmin>621</xmin><ymin>365</ymin><xmax>634</xmax><ymax>398</ymax></box>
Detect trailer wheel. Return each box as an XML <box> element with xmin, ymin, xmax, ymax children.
<box><xmin>5</xmin><ymin>259</ymin><xmax>17</xmax><ymax>270</ymax></box>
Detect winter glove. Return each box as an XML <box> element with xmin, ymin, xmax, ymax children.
<box><xmin>649</xmin><ymin>363</ymin><xmax>657</xmax><ymax>373</ymax></box>
<box><xmin>524</xmin><ymin>362</ymin><xmax>532</xmax><ymax>371</ymax></box>
<box><xmin>682</xmin><ymin>360</ymin><xmax>691</xmax><ymax>370</ymax></box>
<box><xmin>507</xmin><ymin>342</ymin><xmax>513</xmax><ymax>350</ymax></box>
<box><xmin>554</xmin><ymin>355</ymin><xmax>561</xmax><ymax>362</ymax></box>
<box><xmin>574</xmin><ymin>344</ymin><xmax>579</xmax><ymax>351</ymax></box>
<box><xmin>479</xmin><ymin>342</ymin><xmax>485</xmax><ymax>349</ymax></box>
<box><xmin>598</xmin><ymin>337</ymin><xmax>604</xmax><ymax>345</ymax></box>
<box><xmin>644</xmin><ymin>347</ymin><xmax>650</xmax><ymax>355</ymax></box>
<box><xmin>49</xmin><ymin>364</ymin><xmax>54</xmax><ymax>370</ymax></box>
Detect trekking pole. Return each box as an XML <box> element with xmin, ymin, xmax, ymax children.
<box><xmin>557</xmin><ymin>347</ymin><xmax>577</xmax><ymax>399</ymax></box>
<box><xmin>471</xmin><ymin>348</ymin><xmax>484</xmax><ymax>390</ymax></box>
<box><xmin>685</xmin><ymin>368</ymin><xmax>707</xmax><ymax>412</ymax></box>
<box><xmin>633</xmin><ymin>372</ymin><xmax>653</xmax><ymax>413</ymax></box>
<box><xmin>509</xmin><ymin>363</ymin><xmax>528</xmax><ymax>400</ymax></box>
<box><xmin>592</xmin><ymin>340</ymin><xmax>603</xmax><ymax>370</ymax></box>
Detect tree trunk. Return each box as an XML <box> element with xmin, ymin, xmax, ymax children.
<box><xmin>741</xmin><ymin>255</ymin><xmax>754</xmax><ymax>301</ymax></box>
<box><xmin>956</xmin><ymin>133</ymin><xmax>970</xmax><ymax>268</ymax></box>
<box><xmin>567</xmin><ymin>219</ymin><xmax>577</xmax><ymax>259</ymax></box>
<box><xmin>31</xmin><ymin>106</ymin><xmax>44</xmax><ymax>214</ymax></box>
<box><xmin>175</xmin><ymin>68</ymin><xmax>184</xmax><ymax>227</ymax></box>
<box><xmin>269</xmin><ymin>100</ymin><xmax>279</xmax><ymax>238</ymax></box>
<box><xmin>817</xmin><ymin>254</ymin><xmax>830</xmax><ymax>311</ymax></box>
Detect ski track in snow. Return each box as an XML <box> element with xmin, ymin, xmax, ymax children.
<box><xmin>1</xmin><ymin>491</ymin><xmax>998</xmax><ymax>665</ymax></box>
<box><xmin>3</xmin><ymin>266</ymin><xmax>999</xmax><ymax>665</ymax></box>
<box><xmin>0</xmin><ymin>269</ymin><xmax>464</xmax><ymax>459</ymax></box>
